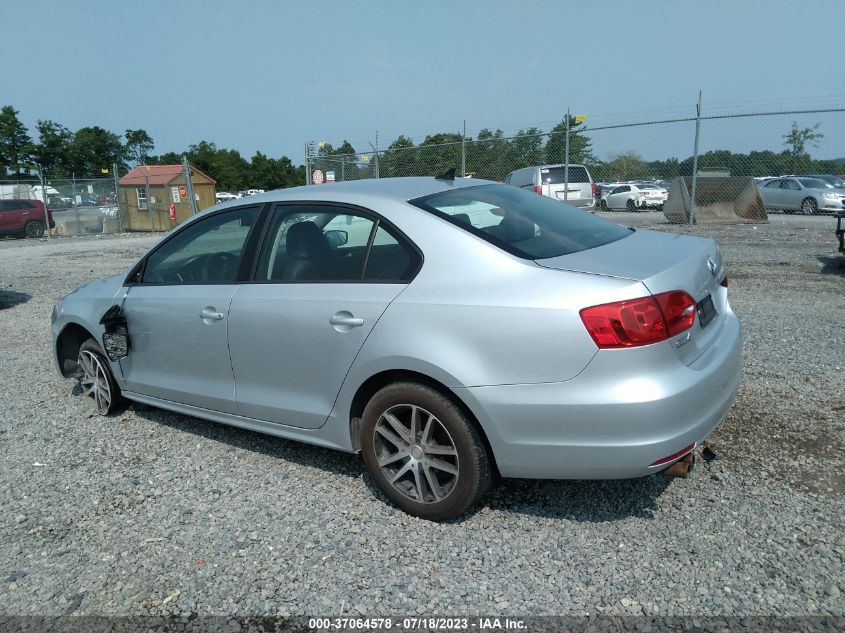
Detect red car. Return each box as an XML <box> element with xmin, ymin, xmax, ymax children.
<box><xmin>0</xmin><ymin>199</ymin><xmax>55</xmax><ymax>238</ymax></box>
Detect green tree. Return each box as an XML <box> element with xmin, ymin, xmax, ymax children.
<box><xmin>544</xmin><ymin>116</ymin><xmax>595</xmax><ymax>165</ymax></box>
<box><xmin>68</xmin><ymin>126</ymin><xmax>125</xmax><ymax>176</ymax></box>
<box><xmin>0</xmin><ymin>105</ymin><xmax>33</xmax><ymax>175</ymax></box>
<box><xmin>124</xmin><ymin>129</ymin><xmax>155</xmax><ymax>165</ymax></box>
<box><xmin>418</xmin><ymin>132</ymin><xmax>463</xmax><ymax>177</ymax></box>
<box><xmin>605</xmin><ymin>151</ymin><xmax>650</xmax><ymax>180</ymax></box>
<box><xmin>29</xmin><ymin>119</ymin><xmax>73</xmax><ymax>177</ymax></box>
<box><xmin>381</xmin><ymin>135</ymin><xmax>417</xmax><ymax>178</ymax></box>
<box><xmin>783</xmin><ymin>122</ymin><xmax>823</xmax><ymax>172</ymax></box>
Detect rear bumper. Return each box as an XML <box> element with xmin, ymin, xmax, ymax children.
<box><xmin>459</xmin><ymin>308</ymin><xmax>742</xmax><ymax>479</ymax></box>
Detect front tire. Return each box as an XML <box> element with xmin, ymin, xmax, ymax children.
<box><xmin>626</xmin><ymin>198</ymin><xmax>636</xmax><ymax>212</ymax></box>
<box><xmin>77</xmin><ymin>339</ymin><xmax>121</xmax><ymax>415</ymax></box>
<box><xmin>24</xmin><ymin>220</ymin><xmax>45</xmax><ymax>238</ymax></box>
<box><xmin>360</xmin><ymin>382</ymin><xmax>491</xmax><ymax>521</ymax></box>
<box><xmin>801</xmin><ymin>197</ymin><xmax>817</xmax><ymax>215</ymax></box>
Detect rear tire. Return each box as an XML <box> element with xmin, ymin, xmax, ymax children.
<box><xmin>77</xmin><ymin>339</ymin><xmax>122</xmax><ymax>415</ymax></box>
<box><xmin>599</xmin><ymin>199</ymin><xmax>608</xmax><ymax>211</ymax></box>
<box><xmin>24</xmin><ymin>220</ymin><xmax>45</xmax><ymax>238</ymax></box>
<box><xmin>801</xmin><ymin>197</ymin><xmax>817</xmax><ymax>215</ymax></box>
<box><xmin>360</xmin><ymin>382</ymin><xmax>491</xmax><ymax>521</ymax></box>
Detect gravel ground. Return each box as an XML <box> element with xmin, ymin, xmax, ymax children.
<box><xmin>0</xmin><ymin>214</ymin><xmax>842</xmax><ymax>618</ymax></box>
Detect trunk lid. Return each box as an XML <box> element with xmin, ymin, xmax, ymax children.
<box><xmin>536</xmin><ymin>229</ymin><xmax>727</xmax><ymax>365</ymax></box>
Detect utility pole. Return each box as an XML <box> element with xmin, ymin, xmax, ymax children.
<box><xmin>563</xmin><ymin>107</ymin><xmax>570</xmax><ymax>203</ymax></box>
<box><xmin>182</xmin><ymin>155</ymin><xmax>198</xmax><ymax>215</ymax></box>
<box><xmin>689</xmin><ymin>91</ymin><xmax>702</xmax><ymax>226</ymax></box>
<box><xmin>374</xmin><ymin>131</ymin><xmax>380</xmax><ymax>179</ymax></box>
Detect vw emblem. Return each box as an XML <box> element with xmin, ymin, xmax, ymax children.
<box><xmin>706</xmin><ymin>256</ymin><xmax>718</xmax><ymax>276</ymax></box>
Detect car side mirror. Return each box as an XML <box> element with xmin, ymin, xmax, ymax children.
<box><xmin>324</xmin><ymin>229</ymin><xmax>348</xmax><ymax>248</ymax></box>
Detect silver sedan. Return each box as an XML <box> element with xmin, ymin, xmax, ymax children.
<box><xmin>759</xmin><ymin>177</ymin><xmax>845</xmax><ymax>214</ymax></box>
<box><xmin>52</xmin><ymin>177</ymin><xmax>742</xmax><ymax>521</ymax></box>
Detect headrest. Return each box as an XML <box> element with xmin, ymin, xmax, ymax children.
<box><xmin>501</xmin><ymin>214</ymin><xmax>535</xmax><ymax>242</ymax></box>
<box><xmin>286</xmin><ymin>221</ymin><xmax>331</xmax><ymax>259</ymax></box>
<box><xmin>452</xmin><ymin>213</ymin><xmax>471</xmax><ymax>225</ymax></box>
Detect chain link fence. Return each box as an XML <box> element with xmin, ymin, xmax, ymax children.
<box><xmin>306</xmin><ymin>107</ymin><xmax>845</xmax><ymax>224</ymax></box>
<box><xmin>0</xmin><ymin>175</ymin><xmax>122</xmax><ymax>236</ymax></box>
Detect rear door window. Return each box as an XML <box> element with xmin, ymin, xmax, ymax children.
<box><xmin>410</xmin><ymin>184</ymin><xmax>631</xmax><ymax>260</ymax></box>
<box><xmin>540</xmin><ymin>166</ymin><xmax>590</xmax><ymax>184</ymax></box>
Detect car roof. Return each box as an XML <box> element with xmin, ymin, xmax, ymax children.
<box><xmin>223</xmin><ymin>176</ymin><xmax>498</xmax><ymax>207</ymax></box>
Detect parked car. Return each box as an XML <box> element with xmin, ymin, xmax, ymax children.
<box><xmin>0</xmin><ymin>199</ymin><xmax>55</xmax><ymax>238</ymax></box>
<box><xmin>633</xmin><ymin>183</ymin><xmax>668</xmax><ymax>207</ymax></box>
<box><xmin>96</xmin><ymin>195</ymin><xmax>116</xmax><ymax>206</ymax></box>
<box><xmin>786</xmin><ymin>174</ymin><xmax>845</xmax><ymax>190</ymax></box>
<box><xmin>52</xmin><ymin>177</ymin><xmax>741</xmax><ymax>521</ymax></box>
<box><xmin>603</xmin><ymin>183</ymin><xmax>665</xmax><ymax>211</ymax></box>
<box><xmin>216</xmin><ymin>192</ymin><xmax>239</xmax><ymax>203</ymax></box>
<box><xmin>759</xmin><ymin>177</ymin><xmax>845</xmax><ymax>215</ymax></box>
<box><xmin>505</xmin><ymin>164</ymin><xmax>596</xmax><ymax>210</ymax></box>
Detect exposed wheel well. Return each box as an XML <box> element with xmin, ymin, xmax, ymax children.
<box><xmin>56</xmin><ymin>323</ymin><xmax>95</xmax><ymax>377</ymax></box>
<box><xmin>348</xmin><ymin>369</ymin><xmax>499</xmax><ymax>476</ymax></box>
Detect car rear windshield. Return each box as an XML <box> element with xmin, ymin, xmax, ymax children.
<box><xmin>409</xmin><ymin>184</ymin><xmax>632</xmax><ymax>260</ymax></box>
<box><xmin>541</xmin><ymin>166</ymin><xmax>590</xmax><ymax>184</ymax></box>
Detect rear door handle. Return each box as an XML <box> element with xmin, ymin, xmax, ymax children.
<box><xmin>329</xmin><ymin>315</ymin><xmax>364</xmax><ymax>327</ymax></box>
<box><xmin>200</xmin><ymin>308</ymin><xmax>224</xmax><ymax>321</ymax></box>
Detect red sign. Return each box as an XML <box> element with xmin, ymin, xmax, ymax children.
<box><xmin>178</xmin><ymin>185</ymin><xmax>187</xmax><ymax>199</ymax></box>
<box><xmin>312</xmin><ymin>169</ymin><xmax>324</xmax><ymax>184</ymax></box>
<box><xmin>169</xmin><ymin>203</ymin><xmax>177</xmax><ymax>222</ymax></box>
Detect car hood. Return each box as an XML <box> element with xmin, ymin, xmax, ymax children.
<box><xmin>64</xmin><ymin>273</ymin><xmax>126</xmax><ymax>301</ymax></box>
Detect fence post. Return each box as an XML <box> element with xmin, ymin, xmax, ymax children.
<box><xmin>563</xmin><ymin>107</ymin><xmax>570</xmax><ymax>203</ymax></box>
<box><xmin>461</xmin><ymin>120</ymin><xmax>466</xmax><ymax>177</ymax></box>
<box><xmin>72</xmin><ymin>172</ymin><xmax>80</xmax><ymax>232</ymax></box>
<box><xmin>38</xmin><ymin>165</ymin><xmax>50</xmax><ymax>239</ymax></box>
<box><xmin>144</xmin><ymin>164</ymin><xmax>154</xmax><ymax>233</ymax></box>
<box><xmin>182</xmin><ymin>155</ymin><xmax>198</xmax><ymax>215</ymax></box>
<box><xmin>305</xmin><ymin>142</ymin><xmax>311</xmax><ymax>185</ymax></box>
<box><xmin>689</xmin><ymin>91</ymin><xmax>702</xmax><ymax>226</ymax></box>
<box><xmin>112</xmin><ymin>163</ymin><xmax>123</xmax><ymax>233</ymax></box>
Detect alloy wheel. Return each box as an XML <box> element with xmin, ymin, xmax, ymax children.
<box><xmin>373</xmin><ymin>404</ymin><xmax>459</xmax><ymax>504</ymax></box>
<box><xmin>78</xmin><ymin>349</ymin><xmax>112</xmax><ymax>414</ymax></box>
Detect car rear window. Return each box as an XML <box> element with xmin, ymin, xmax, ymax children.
<box><xmin>410</xmin><ymin>184</ymin><xmax>632</xmax><ymax>260</ymax></box>
<box><xmin>541</xmin><ymin>166</ymin><xmax>590</xmax><ymax>184</ymax></box>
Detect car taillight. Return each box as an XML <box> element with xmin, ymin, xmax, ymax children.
<box><xmin>654</xmin><ymin>291</ymin><xmax>697</xmax><ymax>337</ymax></box>
<box><xmin>533</xmin><ymin>185</ymin><xmax>543</xmax><ymax>194</ymax></box>
<box><xmin>579</xmin><ymin>291</ymin><xmax>696</xmax><ymax>349</ymax></box>
<box><xmin>591</xmin><ymin>183</ymin><xmax>597</xmax><ymax>196</ymax></box>
<box><xmin>720</xmin><ymin>275</ymin><xmax>729</xmax><ymax>287</ymax></box>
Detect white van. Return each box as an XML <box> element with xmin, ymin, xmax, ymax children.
<box><xmin>504</xmin><ymin>164</ymin><xmax>596</xmax><ymax>209</ymax></box>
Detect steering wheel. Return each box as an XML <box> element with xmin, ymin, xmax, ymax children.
<box><xmin>201</xmin><ymin>252</ymin><xmax>239</xmax><ymax>283</ymax></box>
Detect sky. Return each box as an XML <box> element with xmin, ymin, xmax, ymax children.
<box><xmin>3</xmin><ymin>0</ymin><xmax>844</xmax><ymax>165</ymax></box>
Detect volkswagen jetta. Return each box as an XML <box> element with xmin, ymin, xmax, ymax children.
<box><xmin>52</xmin><ymin>176</ymin><xmax>742</xmax><ymax>520</ymax></box>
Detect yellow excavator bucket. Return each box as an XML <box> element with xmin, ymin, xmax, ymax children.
<box><xmin>663</xmin><ymin>176</ymin><xmax>768</xmax><ymax>224</ymax></box>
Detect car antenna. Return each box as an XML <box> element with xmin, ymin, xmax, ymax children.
<box><xmin>435</xmin><ymin>168</ymin><xmax>456</xmax><ymax>181</ymax></box>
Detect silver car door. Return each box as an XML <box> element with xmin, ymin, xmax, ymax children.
<box><xmin>781</xmin><ymin>179</ymin><xmax>802</xmax><ymax>211</ymax></box>
<box><xmin>760</xmin><ymin>179</ymin><xmax>782</xmax><ymax>209</ymax></box>
<box><xmin>120</xmin><ymin>206</ymin><xmax>261</xmax><ymax>413</ymax></box>
<box><xmin>228</xmin><ymin>206</ymin><xmax>418</xmax><ymax>429</ymax></box>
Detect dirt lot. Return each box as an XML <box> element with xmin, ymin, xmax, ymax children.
<box><xmin>0</xmin><ymin>213</ymin><xmax>842</xmax><ymax>618</ymax></box>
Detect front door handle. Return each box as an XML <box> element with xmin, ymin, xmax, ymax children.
<box><xmin>200</xmin><ymin>307</ymin><xmax>224</xmax><ymax>321</ymax></box>
<box><xmin>329</xmin><ymin>315</ymin><xmax>364</xmax><ymax>327</ymax></box>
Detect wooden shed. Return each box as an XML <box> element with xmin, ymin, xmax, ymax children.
<box><xmin>118</xmin><ymin>164</ymin><xmax>216</xmax><ymax>231</ymax></box>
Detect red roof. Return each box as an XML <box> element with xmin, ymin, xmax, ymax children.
<box><xmin>119</xmin><ymin>164</ymin><xmax>216</xmax><ymax>186</ymax></box>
